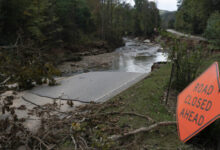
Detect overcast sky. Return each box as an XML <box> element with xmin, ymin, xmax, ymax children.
<box><xmin>125</xmin><ymin>0</ymin><xmax>177</xmax><ymax>11</ymax></box>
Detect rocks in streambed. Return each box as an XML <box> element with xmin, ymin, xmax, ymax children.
<box><xmin>58</xmin><ymin>52</ymin><xmax>119</xmax><ymax>75</ymax></box>
<box><xmin>49</xmin><ymin>41</ymin><xmax>113</xmax><ymax>65</ymax></box>
<box><xmin>151</xmin><ymin>62</ymin><xmax>167</xmax><ymax>72</ymax></box>
<box><xmin>78</xmin><ymin>48</ymin><xmax>109</xmax><ymax>56</ymax></box>
<box><xmin>144</xmin><ymin>39</ymin><xmax>151</xmax><ymax>43</ymax></box>
<box><xmin>134</xmin><ymin>37</ymin><xmax>139</xmax><ymax>41</ymax></box>
<box><xmin>157</xmin><ymin>47</ymin><xmax>164</xmax><ymax>52</ymax></box>
<box><xmin>68</xmin><ymin>41</ymin><xmax>113</xmax><ymax>57</ymax></box>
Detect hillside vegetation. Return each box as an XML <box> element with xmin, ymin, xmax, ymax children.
<box><xmin>175</xmin><ymin>0</ymin><xmax>220</xmax><ymax>49</ymax></box>
<box><xmin>160</xmin><ymin>10</ymin><xmax>176</xmax><ymax>29</ymax></box>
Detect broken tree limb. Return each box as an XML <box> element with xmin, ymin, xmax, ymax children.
<box><xmin>0</xmin><ymin>35</ymin><xmax>21</xmax><ymax>50</ymax></box>
<box><xmin>109</xmin><ymin>121</ymin><xmax>176</xmax><ymax>140</ymax></box>
<box><xmin>29</xmin><ymin>92</ymin><xmax>91</xmax><ymax>104</ymax></box>
<box><xmin>21</xmin><ymin>96</ymin><xmax>67</xmax><ymax>114</ymax></box>
<box><xmin>31</xmin><ymin>135</ymin><xmax>54</xmax><ymax>150</ymax></box>
<box><xmin>22</xmin><ymin>96</ymin><xmax>44</xmax><ymax>108</ymax></box>
<box><xmin>0</xmin><ymin>77</ymin><xmax>11</xmax><ymax>85</ymax></box>
<box><xmin>96</xmin><ymin>111</ymin><xmax>154</xmax><ymax>122</ymax></box>
<box><xmin>0</xmin><ymin>45</ymin><xmax>17</xmax><ymax>49</ymax></box>
<box><xmin>70</xmin><ymin>134</ymin><xmax>77</xmax><ymax>150</ymax></box>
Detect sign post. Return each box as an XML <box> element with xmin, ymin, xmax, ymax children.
<box><xmin>177</xmin><ymin>62</ymin><xmax>220</xmax><ymax>142</ymax></box>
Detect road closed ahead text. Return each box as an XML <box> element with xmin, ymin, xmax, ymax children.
<box><xmin>179</xmin><ymin>83</ymin><xmax>214</xmax><ymax>126</ymax></box>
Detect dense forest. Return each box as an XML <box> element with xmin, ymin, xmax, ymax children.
<box><xmin>175</xmin><ymin>0</ymin><xmax>220</xmax><ymax>47</ymax></box>
<box><xmin>0</xmin><ymin>0</ymin><xmax>160</xmax><ymax>48</ymax></box>
<box><xmin>0</xmin><ymin>0</ymin><xmax>160</xmax><ymax>89</ymax></box>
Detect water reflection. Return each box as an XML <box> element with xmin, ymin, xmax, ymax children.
<box><xmin>111</xmin><ymin>37</ymin><xmax>168</xmax><ymax>73</ymax></box>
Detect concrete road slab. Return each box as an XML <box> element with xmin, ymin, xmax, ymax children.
<box><xmin>29</xmin><ymin>72</ymin><xmax>148</xmax><ymax>103</ymax></box>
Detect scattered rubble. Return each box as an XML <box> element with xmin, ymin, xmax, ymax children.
<box><xmin>0</xmin><ymin>90</ymin><xmax>175</xmax><ymax>150</ymax></box>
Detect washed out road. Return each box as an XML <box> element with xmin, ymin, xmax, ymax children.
<box><xmin>25</xmin><ymin>38</ymin><xmax>167</xmax><ymax>103</ymax></box>
<box><xmin>13</xmin><ymin>38</ymin><xmax>167</xmax><ymax>131</ymax></box>
<box><xmin>30</xmin><ymin>72</ymin><xmax>148</xmax><ymax>103</ymax></box>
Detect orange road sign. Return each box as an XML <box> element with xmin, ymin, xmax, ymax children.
<box><xmin>177</xmin><ymin>62</ymin><xmax>220</xmax><ymax>142</ymax></box>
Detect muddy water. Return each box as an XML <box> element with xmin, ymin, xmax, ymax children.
<box><xmin>110</xmin><ymin>37</ymin><xmax>167</xmax><ymax>73</ymax></box>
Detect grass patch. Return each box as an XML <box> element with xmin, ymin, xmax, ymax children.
<box><xmin>101</xmin><ymin>63</ymin><xmax>190</xmax><ymax>149</ymax></box>
<box><xmin>108</xmin><ymin>64</ymin><xmax>173</xmax><ymax>124</ymax></box>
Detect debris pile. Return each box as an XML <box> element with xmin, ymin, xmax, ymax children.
<box><xmin>0</xmin><ymin>91</ymin><xmax>176</xmax><ymax>150</ymax></box>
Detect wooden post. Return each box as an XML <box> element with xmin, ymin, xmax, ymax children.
<box><xmin>165</xmin><ymin>61</ymin><xmax>175</xmax><ymax>105</ymax></box>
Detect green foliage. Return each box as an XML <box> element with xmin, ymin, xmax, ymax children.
<box><xmin>91</xmin><ymin>128</ymin><xmax>114</xmax><ymax>150</ymax></box>
<box><xmin>0</xmin><ymin>0</ymin><xmax>161</xmax><ymax>89</ymax></box>
<box><xmin>0</xmin><ymin>0</ymin><xmax>160</xmax><ymax>47</ymax></box>
<box><xmin>55</xmin><ymin>0</ymin><xmax>94</xmax><ymax>44</ymax></box>
<box><xmin>170</xmin><ymin>40</ymin><xmax>205</xmax><ymax>91</ymax></box>
<box><xmin>204</xmin><ymin>11</ymin><xmax>220</xmax><ymax>49</ymax></box>
<box><xmin>160</xmin><ymin>11</ymin><xmax>176</xmax><ymax>29</ymax></box>
<box><xmin>133</xmin><ymin>0</ymin><xmax>160</xmax><ymax>36</ymax></box>
<box><xmin>175</xmin><ymin>0</ymin><xmax>220</xmax><ymax>35</ymax></box>
<box><xmin>160</xmin><ymin>32</ymin><xmax>210</xmax><ymax>91</ymax></box>
<box><xmin>103</xmin><ymin>64</ymin><xmax>188</xmax><ymax>149</ymax></box>
<box><xmin>0</xmin><ymin>0</ymin><xmax>60</xmax><ymax>46</ymax></box>
<box><xmin>0</xmin><ymin>45</ymin><xmax>61</xmax><ymax>89</ymax></box>
<box><xmin>0</xmin><ymin>0</ymin><xmax>29</xmax><ymax>44</ymax></box>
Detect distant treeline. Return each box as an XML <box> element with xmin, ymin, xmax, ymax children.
<box><xmin>0</xmin><ymin>0</ymin><xmax>160</xmax><ymax>48</ymax></box>
<box><xmin>160</xmin><ymin>10</ymin><xmax>176</xmax><ymax>29</ymax></box>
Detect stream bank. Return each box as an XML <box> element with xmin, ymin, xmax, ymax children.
<box><xmin>58</xmin><ymin>37</ymin><xmax>167</xmax><ymax>75</ymax></box>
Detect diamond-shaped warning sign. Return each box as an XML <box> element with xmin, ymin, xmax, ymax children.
<box><xmin>177</xmin><ymin>62</ymin><xmax>220</xmax><ymax>142</ymax></box>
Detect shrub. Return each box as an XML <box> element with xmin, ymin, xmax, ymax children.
<box><xmin>170</xmin><ymin>40</ymin><xmax>205</xmax><ymax>91</ymax></box>
<box><xmin>204</xmin><ymin>11</ymin><xmax>220</xmax><ymax>49</ymax></box>
<box><xmin>160</xmin><ymin>31</ymin><xmax>209</xmax><ymax>91</ymax></box>
<box><xmin>0</xmin><ymin>44</ymin><xmax>61</xmax><ymax>89</ymax></box>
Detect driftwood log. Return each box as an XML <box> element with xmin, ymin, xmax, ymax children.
<box><xmin>110</xmin><ymin>121</ymin><xmax>177</xmax><ymax>140</ymax></box>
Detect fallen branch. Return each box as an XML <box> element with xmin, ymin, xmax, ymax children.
<box><xmin>30</xmin><ymin>92</ymin><xmax>91</xmax><ymax>104</ymax></box>
<box><xmin>0</xmin><ymin>34</ymin><xmax>21</xmax><ymax>50</ymax></box>
<box><xmin>22</xmin><ymin>96</ymin><xmax>44</xmax><ymax>109</ymax></box>
<box><xmin>0</xmin><ymin>77</ymin><xmax>11</xmax><ymax>85</ymax></box>
<box><xmin>0</xmin><ymin>45</ymin><xmax>17</xmax><ymax>49</ymax></box>
<box><xmin>96</xmin><ymin>111</ymin><xmax>154</xmax><ymax>122</ymax></box>
<box><xmin>79</xmin><ymin>136</ymin><xmax>88</xmax><ymax>149</ymax></box>
<box><xmin>31</xmin><ymin>135</ymin><xmax>54</xmax><ymax>150</ymax></box>
<box><xmin>70</xmin><ymin>134</ymin><xmax>77</xmax><ymax>150</ymax></box>
<box><xmin>109</xmin><ymin>121</ymin><xmax>176</xmax><ymax>140</ymax></box>
<box><xmin>22</xmin><ymin>96</ymin><xmax>67</xmax><ymax>114</ymax></box>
